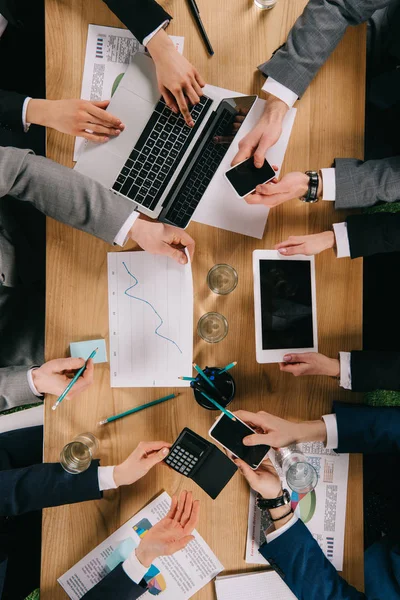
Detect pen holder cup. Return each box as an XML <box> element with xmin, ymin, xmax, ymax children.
<box><xmin>191</xmin><ymin>367</ymin><xmax>236</xmax><ymax>410</ymax></box>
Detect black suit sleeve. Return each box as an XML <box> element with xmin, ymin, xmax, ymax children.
<box><xmin>346</xmin><ymin>213</ymin><xmax>400</xmax><ymax>258</ymax></box>
<box><xmin>101</xmin><ymin>0</ymin><xmax>171</xmax><ymax>44</ymax></box>
<box><xmin>0</xmin><ymin>89</ymin><xmax>27</xmax><ymax>133</ymax></box>
<box><xmin>350</xmin><ymin>351</ymin><xmax>400</xmax><ymax>392</ymax></box>
<box><xmin>82</xmin><ymin>564</ymin><xmax>147</xmax><ymax>599</ymax></box>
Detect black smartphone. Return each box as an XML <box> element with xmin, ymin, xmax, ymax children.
<box><xmin>209</xmin><ymin>414</ymin><xmax>270</xmax><ymax>469</ymax></box>
<box><xmin>225</xmin><ymin>157</ymin><xmax>275</xmax><ymax>197</ymax></box>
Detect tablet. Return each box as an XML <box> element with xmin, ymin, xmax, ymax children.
<box><xmin>253</xmin><ymin>250</ymin><xmax>318</xmax><ymax>363</ymax></box>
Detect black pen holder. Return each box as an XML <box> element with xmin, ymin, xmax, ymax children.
<box><xmin>191</xmin><ymin>366</ymin><xmax>236</xmax><ymax>410</ymax></box>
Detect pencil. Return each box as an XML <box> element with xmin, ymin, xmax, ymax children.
<box><xmin>192</xmin><ymin>363</ymin><xmax>227</xmax><ymax>401</ymax></box>
<box><xmin>218</xmin><ymin>361</ymin><xmax>237</xmax><ymax>374</ymax></box>
<box><xmin>178</xmin><ymin>376</ymin><xmax>196</xmax><ymax>381</ymax></box>
<box><xmin>52</xmin><ymin>348</ymin><xmax>98</xmax><ymax>411</ymax></box>
<box><xmin>98</xmin><ymin>393</ymin><xmax>178</xmax><ymax>425</ymax></box>
<box><xmin>198</xmin><ymin>389</ymin><xmax>236</xmax><ymax>421</ymax></box>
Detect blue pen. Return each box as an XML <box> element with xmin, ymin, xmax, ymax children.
<box><xmin>52</xmin><ymin>348</ymin><xmax>98</xmax><ymax>411</ymax></box>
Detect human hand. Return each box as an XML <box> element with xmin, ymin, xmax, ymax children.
<box><xmin>129</xmin><ymin>215</ymin><xmax>195</xmax><ymax>264</ymax></box>
<box><xmin>234</xmin><ymin>410</ymin><xmax>301</xmax><ymax>449</ymax></box>
<box><xmin>135</xmin><ymin>490</ymin><xmax>200</xmax><ymax>567</ymax></box>
<box><xmin>26</xmin><ymin>99</ymin><xmax>124</xmax><ymax>142</ymax></box>
<box><xmin>113</xmin><ymin>441</ymin><xmax>171</xmax><ymax>487</ymax></box>
<box><xmin>275</xmin><ymin>231</ymin><xmax>335</xmax><ymax>256</ymax></box>
<box><xmin>235</xmin><ymin>456</ymin><xmax>282</xmax><ymax>499</ymax></box>
<box><xmin>231</xmin><ymin>95</ymin><xmax>288</xmax><ymax>168</ymax></box>
<box><xmin>31</xmin><ymin>358</ymin><xmax>94</xmax><ymax>397</ymax></box>
<box><xmin>244</xmin><ymin>171</ymin><xmax>309</xmax><ymax>207</ymax></box>
<box><xmin>147</xmin><ymin>29</ymin><xmax>205</xmax><ymax>127</ymax></box>
<box><xmin>279</xmin><ymin>352</ymin><xmax>340</xmax><ymax>378</ymax></box>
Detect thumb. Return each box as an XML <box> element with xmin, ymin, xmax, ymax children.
<box><xmin>146</xmin><ymin>447</ymin><xmax>170</xmax><ymax>469</ymax></box>
<box><xmin>162</xmin><ymin>244</ymin><xmax>188</xmax><ymax>265</ymax></box>
<box><xmin>231</xmin><ymin>145</ymin><xmax>251</xmax><ymax>167</ymax></box>
<box><xmin>243</xmin><ymin>433</ymin><xmax>271</xmax><ymax>447</ymax></box>
<box><xmin>283</xmin><ymin>354</ymin><xmax>302</xmax><ymax>363</ymax></box>
<box><xmin>91</xmin><ymin>100</ymin><xmax>110</xmax><ymax>108</ymax></box>
<box><xmin>253</xmin><ymin>134</ymin><xmax>272</xmax><ymax>168</ymax></box>
<box><xmin>50</xmin><ymin>357</ymin><xmax>85</xmax><ymax>373</ymax></box>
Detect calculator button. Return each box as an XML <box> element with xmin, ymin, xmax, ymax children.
<box><xmin>179</xmin><ymin>466</ymin><xmax>186</xmax><ymax>473</ymax></box>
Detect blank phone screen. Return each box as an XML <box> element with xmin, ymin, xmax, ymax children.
<box><xmin>211</xmin><ymin>415</ymin><xmax>270</xmax><ymax>468</ymax></box>
<box><xmin>226</xmin><ymin>158</ymin><xmax>275</xmax><ymax>197</ymax></box>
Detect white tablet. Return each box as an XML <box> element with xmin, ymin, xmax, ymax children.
<box><xmin>253</xmin><ymin>250</ymin><xmax>318</xmax><ymax>363</ymax></box>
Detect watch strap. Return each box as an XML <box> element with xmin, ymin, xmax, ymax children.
<box><xmin>301</xmin><ymin>171</ymin><xmax>319</xmax><ymax>203</ymax></box>
<box><xmin>256</xmin><ymin>489</ymin><xmax>291</xmax><ymax>510</ymax></box>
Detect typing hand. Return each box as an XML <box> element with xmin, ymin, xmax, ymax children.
<box><xmin>113</xmin><ymin>441</ymin><xmax>171</xmax><ymax>487</ymax></box>
<box><xmin>244</xmin><ymin>172</ymin><xmax>309</xmax><ymax>207</ymax></box>
<box><xmin>235</xmin><ymin>456</ymin><xmax>282</xmax><ymax>500</ymax></box>
<box><xmin>275</xmin><ymin>231</ymin><xmax>336</xmax><ymax>256</ymax></box>
<box><xmin>234</xmin><ymin>410</ymin><xmax>300</xmax><ymax>449</ymax></box>
<box><xmin>135</xmin><ymin>491</ymin><xmax>200</xmax><ymax>567</ymax></box>
<box><xmin>26</xmin><ymin>99</ymin><xmax>124</xmax><ymax>142</ymax></box>
<box><xmin>147</xmin><ymin>29</ymin><xmax>205</xmax><ymax>127</ymax></box>
<box><xmin>129</xmin><ymin>215</ymin><xmax>195</xmax><ymax>265</ymax></box>
<box><xmin>279</xmin><ymin>352</ymin><xmax>340</xmax><ymax>378</ymax></box>
<box><xmin>31</xmin><ymin>358</ymin><xmax>94</xmax><ymax>397</ymax></box>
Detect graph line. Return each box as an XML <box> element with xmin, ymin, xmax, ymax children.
<box><xmin>122</xmin><ymin>261</ymin><xmax>182</xmax><ymax>354</ymax></box>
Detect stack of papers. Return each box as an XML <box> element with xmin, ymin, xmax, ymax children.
<box><xmin>215</xmin><ymin>570</ymin><xmax>296</xmax><ymax>600</ymax></box>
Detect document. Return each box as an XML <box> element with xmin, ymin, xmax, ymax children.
<box><xmin>73</xmin><ymin>24</ymin><xmax>184</xmax><ymax>161</ymax></box>
<box><xmin>107</xmin><ymin>251</ymin><xmax>193</xmax><ymax>387</ymax></box>
<box><xmin>246</xmin><ymin>443</ymin><xmax>349</xmax><ymax>570</ymax></box>
<box><xmin>58</xmin><ymin>491</ymin><xmax>223</xmax><ymax>599</ymax></box>
<box><xmin>215</xmin><ymin>570</ymin><xmax>296</xmax><ymax>600</ymax></box>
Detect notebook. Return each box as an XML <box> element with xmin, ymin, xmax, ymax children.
<box><xmin>215</xmin><ymin>570</ymin><xmax>296</xmax><ymax>600</ymax></box>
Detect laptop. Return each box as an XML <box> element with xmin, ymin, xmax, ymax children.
<box><xmin>75</xmin><ymin>52</ymin><xmax>258</xmax><ymax>229</ymax></box>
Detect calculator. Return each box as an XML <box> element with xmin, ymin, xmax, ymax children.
<box><xmin>164</xmin><ymin>428</ymin><xmax>210</xmax><ymax>477</ymax></box>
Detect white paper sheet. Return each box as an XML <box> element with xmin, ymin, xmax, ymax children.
<box><xmin>108</xmin><ymin>251</ymin><xmax>193</xmax><ymax>387</ymax></box>
<box><xmin>215</xmin><ymin>570</ymin><xmax>296</xmax><ymax>600</ymax></box>
<box><xmin>58</xmin><ymin>491</ymin><xmax>223</xmax><ymax>600</ymax></box>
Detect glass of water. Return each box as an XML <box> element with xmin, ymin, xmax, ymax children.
<box><xmin>283</xmin><ymin>451</ymin><xmax>318</xmax><ymax>494</ymax></box>
<box><xmin>254</xmin><ymin>0</ymin><xmax>277</xmax><ymax>9</ymax></box>
<box><xmin>197</xmin><ymin>312</ymin><xmax>229</xmax><ymax>343</ymax></box>
<box><xmin>207</xmin><ymin>264</ymin><xmax>238</xmax><ymax>295</ymax></box>
<box><xmin>60</xmin><ymin>432</ymin><xmax>99</xmax><ymax>474</ymax></box>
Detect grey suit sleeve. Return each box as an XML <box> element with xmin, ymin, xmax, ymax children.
<box><xmin>258</xmin><ymin>0</ymin><xmax>390</xmax><ymax>98</ymax></box>
<box><xmin>0</xmin><ymin>367</ymin><xmax>41</xmax><ymax>412</ymax></box>
<box><xmin>0</xmin><ymin>147</ymin><xmax>136</xmax><ymax>244</ymax></box>
<box><xmin>334</xmin><ymin>156</ymin><xmax>400</xmax><ymax>209</ymax></box>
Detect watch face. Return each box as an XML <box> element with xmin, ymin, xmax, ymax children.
<box><xmin>283</xmin><ymin>489</ymin><xmax>291</xmax><ymax>504</ymax></box>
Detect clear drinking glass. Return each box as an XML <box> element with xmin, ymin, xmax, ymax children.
<box><xmin>276</xmin><ymin>447</ymin><xmax>318</xmax><ymax>494</ymax></box>
<box><xmin>197</xmin><ymin>312</ymin><xmax>229</xmax><ymax>343</ymax></box>
<box><xmin>60</xmin><ymin>432</ymin><xmax>99</xmax><ymax>474</ymax></box>
<box><xmin>254</xmin><ymin>0</ymin><xmax>277</xmax><ymax>9</ymax></box>
<box><xmin>207</xmin><ymin>264</ymin><xmax>238</xmax><ymax>295</ymax></box>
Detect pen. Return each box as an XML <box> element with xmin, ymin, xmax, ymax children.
<box><xmin>192</xmin><ymin>363</ymin><xmax>227</xmax><ymax>402</ymax></box>
<box><xmin>98</xmin><ymin>393</ymin><xmax>178</xmax><ymax>425</ymax></box>
<box><xmin>186</xmin><ymin>0</ymin><xmax>214</xmax><ymax>56</ymax></box>
<box><xmin>52</xmin><ymin>348</ymin><xmax>98</xmax><ymax>411</ymax></box>
<box><xmin>198</xmin><ymin>388</ymin><xmax>236</xmax><ymax>421</ymax></box>
<box><xmin>218</xmin><ymin>361</ymin><xmax>237</xmax><ymax>374</ymax></box>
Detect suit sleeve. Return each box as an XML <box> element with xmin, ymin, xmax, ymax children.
<box><xmin>0</xmin><ymin>89</ymin><xmax>26</xmax><ymax>133</ymax></box>
<box><xmin>258</xmin><ymin>0</ymin><xmax>390</xmax><ymax>98</ymax></box>
<box><xmin>0</xmin><ymin>147</ymin><xmax>135</xmax><ymax>244</ymax></box>
<box><xmin>349</xmin><ymin>351</ymin><xmax>400</xmax><ymax>392</ymax></box>
<box><xmin>259</xmin><ymin>520</ymin><xmax>364</xmax><ymax>600</ymax></box>
<box><xmin>0</xmin><ymin>459</ymin><xmax>102</xmax><ymax>516</ymax></box>
<box><xmin>82</xmin><ymin>564</ymin><xmax>147</xmax><ymax>600</ymax></box>
<box><xmin>0</xmin><ymin>366</ymin><xmax>41</xmax><ymax>412</ymax></box>
<box><xmin>101</xmin><ymin>0</ymin><xmax>171</xmax><ymax>44</ymax></box>
<box><xmin>346</xmin><ymin>213</ymin><xmax>400</xmax><ymax>258</ymax></box>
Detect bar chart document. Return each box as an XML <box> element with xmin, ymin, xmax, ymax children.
<box><xmin>108</xmin><ymin>251</ymin><xmax>193</xmax><ymax>387</ymax></box>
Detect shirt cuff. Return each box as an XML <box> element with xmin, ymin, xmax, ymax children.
<box><xmin>261</xmin><ymin>77</ymin><xmax>298</xmax><ymax>109</ymax></box>
<box><xmin>27</xmin><ymin>367</ymin><xmax>43</xmax><ymax>397</ymax></box>
<box><xmin>22</xmin><ymin>97</ymin><xmax>32</xmax><ymax>132</ymax></box>
<box><xmin>333</xmin><ymin>222</ymin><xmax>351</xmax><ymax>258</ymax></box>
<box><xmin>98</xmin><ymin>466</ymin><xmax>118</xmax><ymax>491</ymax></box>
<box><xmin>143</xmin><ymin>20</ymin><xmax>170</xmax><ymax>47</ymax></box>
<box><xmin>0</xmin><ymin>14</ymin><xmax>8</xmax><ymax>38</ymax></box>
<box><xmin>113</xmin><ymin>211</ymin><xmax>140</xmax><ymax>246</ymax></box>
<box><xmin>322</xmin><ymin>414</ymin><xmax>338</xmax><ymax>449</ymax></box>
<box><xmin>339</xmin><ymin>351</ymin><xmax>352</xmax><ymax>390</ymax></box>
<box><xmin>265</xmin><ymin>514</ymin><xmax>298</xmax><ymax>543</ymax></box>
<box><xmin>320</xmin><ymin>168</ymin><xmax>336</xmax><ymax>201</ymax></box>
<box><xmin>122</xmin><ymin>551</ymin><xmax>149</xmax><ymax>583</ymax></box>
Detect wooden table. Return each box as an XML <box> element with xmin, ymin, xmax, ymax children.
<box><xmin>43</xmin><ymin>0</ymin><xmax>365</xmax><ymax>597</ymax></box>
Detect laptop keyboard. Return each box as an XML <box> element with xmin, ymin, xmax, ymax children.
<box><xmin>111</xmin><ymin>95</ymin><xmax>212</xmax><ymax>210</ymax></box>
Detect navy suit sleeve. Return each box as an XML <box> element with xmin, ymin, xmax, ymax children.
<box><xmin>346</xmin><ymin>213</ymin><xmax>400</xmax><ymax>258</ymax></box>
<box><xmin>82</xmin><ymin>564</ymin><xmax>147</xmax><ymax>599</ymax></box>
<box><xmin>259</xmin><ymin>520</ymin><xmax>365</xmax><ymax>600</ymax></box>
<box><xmin>101</xmin><ymin>0</ymin><xmax>171</xmax><ymax>44</ymax></box>
<box><xmin>0</xmin><ymin>89</ymin><xmax>27</xmax><ymax>132</ymax></box>
<box><xmin>350</xmin><ymin>351</ymin><xmax>400</xmax><ymax>392</ymax></box>
<box><xmin>0</xmin><ymin>459</ymin><xmax>102</xmax><ymax>516</ymax></box>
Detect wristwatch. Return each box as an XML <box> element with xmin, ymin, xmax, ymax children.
<box><xmin>301</xmin><ymin>170</ymin><xmax>319</xmax><ymax>203</ymax></box>
<box><xmin>256</xmin><ymin>489</ymin><xmax>291</xmax><ymax>510</ymax></box>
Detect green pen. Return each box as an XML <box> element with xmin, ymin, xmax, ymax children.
<box><xmin>99</xmin><ymin>393</ymin><xmax>178</xmax><ymax>425</ymax></box>
<box><xmin>51</xmin><ymin>348</ymin><xmax>98</xmax><ymax>411</ymax></box>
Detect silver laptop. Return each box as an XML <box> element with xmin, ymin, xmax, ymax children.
<box><xmin>75</xmin><ymin>52</ymin><xmax>258</xmax><ymax>229</ymax></box>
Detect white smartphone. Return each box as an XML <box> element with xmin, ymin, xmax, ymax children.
<box><xmin>208</xmin><ymin>413</ymin><xmax>270</xmax><ymax>470</ymax></box>
<box><xmin>225</xmin><ymin>157</ymin><xmax>275</xmax><ymax>198</ymax></box>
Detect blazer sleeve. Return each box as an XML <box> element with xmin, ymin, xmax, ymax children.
<box><xmin>0</xmin><ymin>89</ymin><xmax>27</xmax><ymax>133</ymax></box>
<box><xmin>349</xmin><ymin>351</ymin><xmax>400</xmax><ymax>392</ymax></box>
<box><xmin>101</xmin><ymin>0</ymin><xmax>171</xmax><ymax>44</ymax></box>
<box><xmin>346</xmin><ymin>213</ymin><xmax>400</xmax><ymax>258</ymax></box>
<box><xmin>259</xmin><ymin>520</ymin><xmax>364</xmax><ymax>600</ymax></box>
<box><xmin>0</xmin><ymin>459</ymin><xmax>102</xmax><ymax>516</ymax></box>
<box><xmin>0</xmin><ymin>146</ymin><xmax>136</xmax><ymax>245</ymax></box>
<box><xmin>258</xmin><ymin>0</ymin><xmax>389</xmax><ymax>98</ymax></box>
<box><xmin>82</xmin><ymin>564</ymin><xmax>147</xmax><ymax>600</ymax></box>
<box><xmin>0</xmin><ymin>366</ymin><xmax>41</xmax><ymax>412</ymax></box>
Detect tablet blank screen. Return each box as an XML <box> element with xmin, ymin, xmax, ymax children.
<box><xmin>259</xmin><ymin>260</ymin><xmax>314</xmax><ymax>350</ymax></box>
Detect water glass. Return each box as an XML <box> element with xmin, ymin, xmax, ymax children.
<box><xmin>60</xmin><ymin>432</ymin><xmax>99</xmax><ymax>474</ymax></box>
<box><xmin>207</xmin><ymin>264</ymin><xmax>238</xmax><ymax>295</ymax></box>
<box><xmin>254</xmin><ymin>0</ymin><xmax>277</xmax><ymax>9</ymax></box>
<box><xmin>197</xmin><ymin>312</ymin><xmax>229</xmax><ymax>343</ymax></box>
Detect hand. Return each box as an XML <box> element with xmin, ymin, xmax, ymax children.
<box><xmin>235</xmin><ymin>456</ymin><xmax>282</xmax><ymax>500</ymax></box>
<box><xmin>129</xmin><ymin>215</ymin><xmax>195</xmax><ymax>264</ymax></box>
<box><xmin>147</xmin><ymin>29</ymin><xmax>205</xmax><ymax>127</ymax></box>
<box><xmin>231</xmin><ymin>95</ymin><xmax>288</xmax><ymax>168</ymax></box>
<box><xmin>26</xmin><ymin>99</ymin><xmax>124</xmax><ymax>142</ymax></box>
<box><xmin>113</xmin><ymin>441</ymin><xmax>171</xmax><ymax>487</ymax></box>
<box><xmin>244</xmin><ymin>171</ymin><xmax>309</xmax><ymax>207</ymax></box>
<box><xmin>31</xmin><ymin>357</ymin><xmax>94</xmax><ymax>397</ymax></box>
<box><xmin>135</xmin><ymin>490</ymin><xmax>200</xmax><ymax>567</ymax></box>
<box><xmin>275</xmin><ymin>231</ymin><xmax>335</xmax><ymax>256</ymax></box>
<box><xmin>234</xmin><ymin>410</ymin><xmax>301</xmax><ymax>449</ymax></box>
<box><xmin>279</xmin><ymin>352</ymin><xmax>340</xmax><ymax>378</ymax></box>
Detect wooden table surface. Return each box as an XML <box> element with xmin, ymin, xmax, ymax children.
<box><xmin>43</xmin><ymin>0</ymin><xmax>365</xmax><ymax>597</ymax></box>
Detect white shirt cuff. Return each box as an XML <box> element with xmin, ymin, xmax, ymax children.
<box><xmin>143</xmin><ymin>20</ymin><xmax>170</xmax><ymax>47</ymax></box>
<box><xmin>122</xmin><ymin>551</ymin><xmax>149</xmax><ymax>583</ymax></box>
<box><xmin>333</xmin><ymin>222</ymin><xmax>351</xmax><ymax>258</ymax></box>
<box><xmin>0</xmin><ymin>14</ymin><xmax>8</xmax><ymax>38</ymax></box>
<box><xmin>27</xmin><ymin>368</ymin><xmax>43</xmax><ymax>397</ymax></box>
<box><xmin>261</xmin><ymin>78</ymin><xmax>298</xmax><ymax>109</ymax></box>
<box><xmin>320</xmin><ymin>168</ymin><xmax>336</xmax><ymax>201</ymax></box>
<box><xmin>22</xmin><ymin>97</ymin><xmax>32</xmax><ymax>132</ymax></box>
<box><xmin>339</xmin><ymin>351</ymin><xmax>352</xmax><ymax>390</ymax></box>
<box><xmin>98</xmin><ymin>466</ymin><xmax>118</xmax><ymax>490</ymax></box>
<box><xmin>265</xmin><ymin>514</ymin><xmax>298</xmax><ymax>543</ymax></box>
<box><xmin>322</xmin><ymin>414</ymin><xmax>339</xmax><ymax>449</ymax></box>
<box><xmin>113</xmin><ymin>211</ymin><xmax>140</xmax><ymax>246</ymax></box>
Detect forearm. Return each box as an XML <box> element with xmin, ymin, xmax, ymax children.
<box><xmin>101</xmin><ymin>0</ymin><xmax>171</xmax><ymax>44</ymax></box>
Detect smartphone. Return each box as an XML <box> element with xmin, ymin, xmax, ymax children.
<box><xmin>225</xmin><ymin>157</ymin><xmax>275</xmax><ymax>198</ymax></box>
<box><xmin>208</xmin><ymin>413</ymin><xmax>270</xmax><ymax>469</ymax></box>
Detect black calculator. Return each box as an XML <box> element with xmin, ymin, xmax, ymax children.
<box><xmin>164</xmin><ymin>428</ymin><xmax>208</xmax><ymax>477</ymax></box>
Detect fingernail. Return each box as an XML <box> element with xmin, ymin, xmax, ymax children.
<box><xmin>283</xmin><ymin>354</ymin><xmax>291</xmax><ymax>361</ymax></box>
<box><xmin>179</xmin><ymin>257</ymin><xmax>186</xmax><ymax>264</ymax></box>
<box><xmin>162</xmin><ymin>448</ymin><xmax>169</xmax><ymax>456</ymax></box>
<box><xmin>279</xmin><ymin>248</ymin><xmax>287</xmax><ymax>254</ymax></box>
